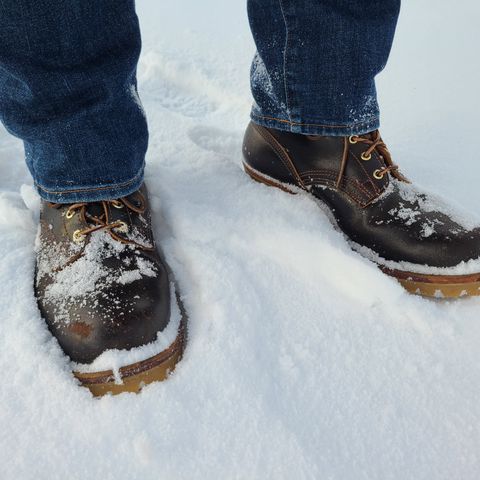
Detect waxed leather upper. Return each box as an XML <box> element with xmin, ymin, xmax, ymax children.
<box><xmin>35</xmin><ymin>185</ymin><xmax>171</xmax><ymax>363</ymax></box>
<box><xmin>243</xmin><ymin>122</ymin><xmax>480</xmax><ymax>267</ymax></box>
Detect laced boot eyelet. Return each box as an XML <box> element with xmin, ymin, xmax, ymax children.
<box><xmin>348</xmin><ymin>135</ymin><xmax>358</xmax><ymax>144</ymax></box>
<box><xmin>373</xmin><ymin>169</ymin><xmax>385</xmax><ymax>180</ymax></box>
<box><xmin>361</xmin><ymin>152</ymin><xmax>372</xmax><ymax>161</ymax></box>
<box><xmin>115</xmin><ymin>221</ymin><xmax>129</xmax><ymax>233</ymax></box>
<box><xmin>112</xmin><ymin>200</ymin><xmax>124</xmax><ymax>209</ymax></box>
<box><xmin>72</xmin><ymin>230</ymin><xmax>85</xmax><ymax>243</ymax></box>
<box><xmin>65</xmin><ymin>209</ymin><xmax>75</xmax><ymax>219</ymax></box>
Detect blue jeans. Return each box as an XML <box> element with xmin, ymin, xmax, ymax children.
<box><xmin>0</xmin><ymin>1</ymin><xmax>400</xmax><ymax>203</ymax></box>
<box><xmin>248</xmin><ymin>0</ymin><xmax>400</xmax><ymax>136</ymax></box>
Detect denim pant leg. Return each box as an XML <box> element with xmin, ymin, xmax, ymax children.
<box><xmin>0</xmin><ymin>0</ymin><xmax>147</xmax><ymax>203</ymax></box>
<box><xmin>247</xmin><ymin>0</ymin><xmax>401</xmax><ymax>136</ymax></box>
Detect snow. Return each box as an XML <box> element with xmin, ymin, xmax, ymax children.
<box><xmin>2</xmin><ymin>1</ymin><xmax>480</xmax><ymax>479</ymax></box>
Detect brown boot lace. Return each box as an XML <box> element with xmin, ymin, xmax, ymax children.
<box><xmin>49</xmin><ymin>191</ymin><xmax>150</xmax><ymax>248</ymax></box>
<box><xmin>336</xmin><ymin>131</ymin><xmax>410</xmax><ymax>188</ymax></box>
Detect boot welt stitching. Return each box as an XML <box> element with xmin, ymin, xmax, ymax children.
<box><xmin>300</xmin><ymin>170</ymin><xmax>376</xmax><ymax>205</ymax></box>
<box><xmin>303</xmin><ymin>174</ymin><xmax>372</xmax><ymax>207</ymax></box>
<box><xmin>349</xmin><ymin>150</ymin><xmax>384</xmax><ymax>196</ymax></box>
<box><xmin>302</xmin><ymin>172</ymin><xmax>371</xmax><ymax>202</ymax></box>
<box><xmin>301</xmin><ymin>169</ymin><xmax>373</xmax><ymax>197</ymax></box>
<box><xmin>310</xmin><ymin>180</ymin><xmax>370</xmax><ymax>207</ymax></box>
<box><xmin>253</xmin><ymin>124</ymin><xmax>305</xmax><ymax>187</ymax></box>
<box><xmin>301</xmin><ymin>168</ymin><xmax>381</xmax><ymax>198</ymax></box>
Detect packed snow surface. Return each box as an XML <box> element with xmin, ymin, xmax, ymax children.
<box><xmin>1</xmin><ymin>1</ymin><xmax>480</xmax><ymax>479</ymax></box>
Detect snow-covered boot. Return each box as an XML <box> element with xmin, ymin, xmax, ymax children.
<box><xmin>242</xmin><ymin>121</ymin><xmax>480</xmax><ymax>298</ymax></box>
<box><xmin>35</xmin><ymin>185</ymin><xmax>187</xmax><ymax>395</ymax></box>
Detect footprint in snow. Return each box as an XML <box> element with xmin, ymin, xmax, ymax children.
<box><xmin>187</xmin><ymin>125</ymin><xmax>241</xmax><ymax>157</ymax></box>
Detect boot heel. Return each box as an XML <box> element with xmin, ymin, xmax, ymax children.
<box><xmin>243</xmin><ymin>162</ymin><xmax>297</xmax><ymax>195</ymax></box>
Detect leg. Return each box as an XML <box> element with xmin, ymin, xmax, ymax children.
<box><xmin>243</xmin><ymin>1</ymin><xmax>480</xmax><ymax>298</ymax></box>
<box><xmin>247</xmin><ymin>0</ymin><xmax>400</xmax><ymax>136</ymax></box>
<box><xmin>0</xmin><ymin>1</ymin><xmax>187</xmax><ymax>395</ymax></box>
<box><xmin>0</xmin><ymin>0</ymin><xmax>147</xmax><ymax>202</ymax></box>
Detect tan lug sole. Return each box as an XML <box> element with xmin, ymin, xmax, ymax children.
<box><xmin>381</xmin><ymin>268</ymin><xmax>480</xmax><ymax>298</ymax></box>
<box><xmin>243</xmin><ymin>162</ymin><xmax>480</xmax><ymax>299</ymax></box>
<box><xmin>74</xmin><ymin>318</ymin><xmax>187</xmax><ymax>397</ymax></box>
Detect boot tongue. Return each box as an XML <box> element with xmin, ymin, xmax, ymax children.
<box><xmin>84</xmin><ymin>202</ymin><xmax>106</xmax><ymax>220</ymax></box>
<box><xmin>124</xmin><ymin>190</ymin><xmax>145</xmax><ymax>209</ymax></box>
<box><xmin>75</xmin><ymin>190</ymin><xmax>153</xmax><ymax>250</ymax></box>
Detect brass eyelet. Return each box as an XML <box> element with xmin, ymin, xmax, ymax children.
<box><xmin>112</xmin><ymin>200</ymin><xmax>124</xmax><ymax>209</ymax></box>
<box><xmin>348</xmin><ymin>135</ymin><xmax>358</xmax><ymax>144</ymax></box>
<box><xmin>72</xmin><ymin>230</ymin><xmax>85</xmax><ymax>243</ymax></box>
<box><xmin>361</xmin><ymin>152</ymin><xmax>372</xmax><ymax>161</ymax></box>
<box><xmin>373</xmin><ymin>169</ymin><xmax>384</xmax><ymax>180</ymax></box>
<box><xmin>65</xmin><ymin>209</ymin><xmax>75</xmax><ymax>219</ymax></box>
<box><xmin>115</xmin><ymin>221</ymin><xmax>128</xmax><ymax>233</ymax></box>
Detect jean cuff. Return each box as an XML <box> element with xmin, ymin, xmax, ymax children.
<box><xmin>34</xmin><ymin>165</ymin><xmax>145</xmax><ymax>203</ymax></box>
<box><xmin>251</xmin><ymin>111</ymin><xmax>380</xmax><ymax>137</ymax></box>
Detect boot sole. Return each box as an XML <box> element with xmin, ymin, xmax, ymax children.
<box><xmin>73</xmin><ymin>299</ymin><xmax>188</xmax><ymax>397</ymax></box>
<box><xmin>243</xmin><ymin>162</ymin><xmax>480</xmax><ymax>299</ymax></box>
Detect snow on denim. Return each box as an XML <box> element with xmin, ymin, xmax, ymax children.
<box><xmin>0</xmin><ymin>1</ymin><xmax>400</xmax><ymax>203</ymax></box>
<box><xmin>0</xmin><ymin>0</ymin><xmax>147</xmax><ymax>203</ymax></box>
<box><xmin>247</xmin><ymin>0</ymin><xmax>401</xmax><ymax>136</ymax></box>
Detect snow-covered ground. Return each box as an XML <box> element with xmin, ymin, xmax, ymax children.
<box><xmin>2</xmin><ymin>2</ymin><xmax>480</xmax><ymax>479</ymax></box>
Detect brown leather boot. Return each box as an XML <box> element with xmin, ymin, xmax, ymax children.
<box><xmin>35</xmin><ymin>185</ymin><xmax>186</xmax><ymax>395</ymax></box>
<box><xmin>243</xmin><ymin>121</ymin><xmax>480</xmax><ymax>298</ymax></box>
